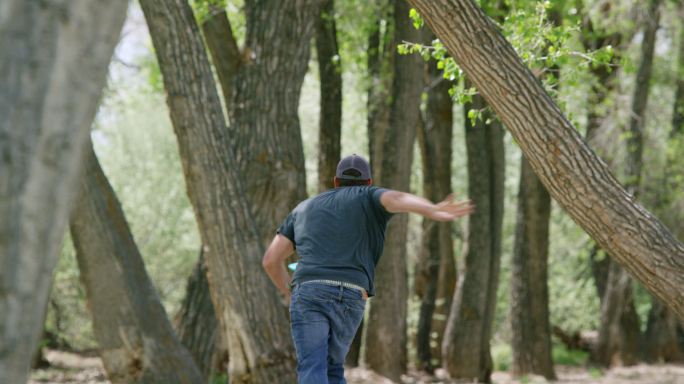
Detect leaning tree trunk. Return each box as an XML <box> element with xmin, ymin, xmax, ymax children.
<box><xmin>596</xmin><ymin>0</ymin><xmax>660</xmax><ymax>367</ymax></box>
<box><xmin>414</xmin><ymin>64</ymin><xmax>455</xmax><ymax>373</ymax></box>
<box><xmin>70</xmin><ymin>145</ymin><xmax>203</xmax><ymax>384</ymax></box>
<box><xmin>175</xmin><ymin>250</ymin><xmax>227</xmax><ymax>380</ymax></box>
<box><xmin>363</xmin><ymin>1</ymin><xmax>429</xmax><ymax>381</ymax></box>
<box><xmin>139</xmin><ymin>1</ymin><xmax>301</xmax><ymax>382</ymax></box>
<box><xmin>0</xmin><ymin>1</ymin><xmax>126</xmax><ymax>382</ymax></box>
<box><xmin>442</xmin><ymin>92</ymin><xmax>504</xmax><ymax>383</ymax></box>
<box><xmin>509</xmin><ymin>156</ymin><xmax>555</xmax><ymax>380</ymax></box>
<box><xmin>407</xmin><ymin>0</ymin><xmax>684</xmax><ymax>321</ymax></box>
<box><xmin>316</xmin><ymin>0</ymin><xmax>343</xmax><ymax>192</ymax></box>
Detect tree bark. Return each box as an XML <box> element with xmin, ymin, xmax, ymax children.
<box><xmin>0</xmin><ymin>1</ymin><xmax>126</xmax><ymax>382</ymax></box>
<box><xmin>316</xmin><ymin>0</ymin><xmax>343</xmax><ymax>192</ymax></box>
<box><xmin>442</xmin><ymin>92</ymin><xmax>504</xmax><ymax>382</ymax></box>
<box><xmin>175</xmin><ymin>250</ymin><xmax>226</xmax><ymax>380</ymax></box>
<box><xmin>70</xmin><ymin>145</ymin><xmax>203</xmax><ymax>384</ymax></box>
<box><xmin>199</xmin><ymin>3</ymin><xmax>241</xmax><ymax>105</ymax></box>
<box><xmin>407</xmin><ymin>0</ymin><xmax>684</xmax><ymax>321</ymax></box>
<box><xmin>226</xmin><ymin>1</ymin><xmax>324</xmax><ymax>243</ymax></box>
<box><xmin>364</xmin><ymin>1</ymin><xmax>429</xmax><ymax>380</ymax></box>
<box><xmin>415</xmin><ymin>65</ymin><xmax>455</xmax><ymax>373</ymax></box>
<box><xmin>139</xmin><ymin>1</ymin><xmax>300</xmax><ymax>382</ymax></box>
<box><xmin>510</xmin><ymin>157</ymin><xmax>555</xmax><ymax>379</ymax></box>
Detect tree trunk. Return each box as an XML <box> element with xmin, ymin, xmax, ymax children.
<box><xmin>316</xmin><ymin>0</ymin><xmax>343</xmax><ymax>192</ymax></box>
<box><xmin>407</xmin><ymin>0</ymin><xmax>684</xmax><ymax>321</ymax></box>
<box><xmin>415</xmin><ymin>65</ymin><xmax>455</xmax><ymax>373</ymax></box>
<box><xmin>367</xmin><ymin>0</ymin><xmax>395</xmax><ymax>175</ymax></box>
<box><xmin>199</xmin><ymin>3</ymin><xmax>241</xmax><ymax>105</ymax></box>
<box><xmin>348</xmin><ymin>7</ymin><xmax>396</xmax><ymax>366</ymax></box>
<box><xmin>595</xmin><ymin>0</ymin><xmax>660</xmax><ymax>367</ymax></box>
<box><xmin>509</xmin><ymin>157</ymin><xmax>555</xmax><ymax>379</ymax></box>
<box><xmin>0</xmin><ymin>1</ymin><xmax>126</xmax><ymax>382</ymax></box>
<box><xmin>442</xmin><ymin>92</ymin><xmax>504</xmax><ymax>382</ymax></box>
<box><xmin>139</xmin><ymin>1</ymin><xmax>301</xmax><ymax>382</ymax></box>
<box><xmin>175</xmin><ymin>250</ymin><xmax>227</xmax><ymax>380</ymax></box>
<box><xmin>364</xmin><ymin>1</ymin><xmax>428</xmax><ymax>380</ymax></box>
<box><xmin>226</xmin><ymin>1</ymin><xmax>324</xmax><ymax>244</ymax></box>
<box><xmin>643</xmin><ymin>2</ymin><xmax>684</xmax><ymax>362</ymax></box>
<box><xmin>70</xmin><ymin>145</ymin><xmax>203</xmax><ymax>384</ymax></box>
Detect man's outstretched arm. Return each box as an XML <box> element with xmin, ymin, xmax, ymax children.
<box><xmin>262</xmin><ymin>234</ymin><xmax>295</xmax><ymax>302</ymax></box>
<box><xmin>380</xmin><ymin>190</ymin><xmax>474</xmax><ymax>221</ymax></box>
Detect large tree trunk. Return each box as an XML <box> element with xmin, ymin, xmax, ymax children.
<box><xmin>70</xmin><ymin>145</ymin><xmax>203</xmax><ymax>384</ymax></box>
<box><xmin>0</xmin><ymin>1</ymin><xmax>126</xmax><ymax>382</ymax></box>
<box><xmin>175</xmin><ymin>250</ymin><xmax>227</xmax><ymax>380</ymax></box>
<box><xmin>415</xmin><ymin>65</ymin><xmax>455</xmax><ymax>373</ymax></box>
<box><xmin>226</xmin><ymin>2</ymin><xmax>323</xmax><ymax>243</ymax></box>
<box><xmin>509</xmin><ymin>157</ymin><xmax>555</xmax><ymax>379</ymax></box>
<box><xmin>407</xmin><ymin>0</ymin><xmax>684</xmax><ymax>321</ymax></box>
<box><xmin>442</xmin><ymin>92</ymin><xmax>504</xmax><ymax>383</ymax></box>
<box><xmin>316</xmin><ymin>0</ymin><xmax>343</xmax><ymax>192</ymax></box>
<box><xmin>363</xmin><ymin>1</ymin><xmax>428</xmax><ymax>380</ymax></box>
<box><xmin>139</xmin><ymin>1</ymin><xmax>301</xmax><ymax>382</ymax></box>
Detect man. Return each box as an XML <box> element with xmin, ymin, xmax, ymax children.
<box><xmin>262</xmin><ymin>154</ymin><xmax>474</xmax><ymax>384</ymax></box>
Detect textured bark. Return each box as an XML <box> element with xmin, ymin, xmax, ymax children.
<box><xmin>442</xmin><ymin>93</ymin><xmax>504</xmax><ymax>382</ymax></box>
<box><xmin>139</xmin><ymin>1</ymin><xmax>300</xmax><ymax>382</ymax></box>
<box><xmin>415</xmin><ymin>65</ymin><xmax>454</xmax><ymax>372</ymax></box>
<box><xmin>226</xmin><ymin>2</ymin><xmax>323</xmax><ymax>243</ymax></box>
<box><xmin>70</xmin><ymin>145</ymin><xmax>203</xmax><ymax>384</ymax></box>
<box><xmin>0</xmin><ymin>1</ymin><xmax>126</xmax><ymax>382</ymax></box>
<box><xmin>175</xmin><ymin>251</ymin><xmax>226</xmax><ymax>380</ymax></box>
<box><xmin>407</xmin><ymin>0</ymin><xmax>684</xmax><ymax>320</ymax></box>
<box><xmin>595</xmin><ymin>0</ymin><xmax>660</xmax><ymax>366</ymax></box>
<box><xmin>364</xmin><ymin>1</ymin><xmax>428</xmax><ymax>380</ymax></box>
<box><xmin>316</xmin><ymin>0</ymin><xmax>343</xmax><ymax>192</ymax></box>
<box><xmin>510</xmin><ymin>157</ymin><xmax>555</xmax><ymax>379</ymax></box>
<box><xmin>199</xmin><ymin>3</ymin><xmax>241</xmax><ymax>105</ymax></box>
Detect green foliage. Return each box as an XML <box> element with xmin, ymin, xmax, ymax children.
<box><xmin>492</xmin><ymin>343</ymin><xmax>512</xmax><ymax>371</ymax></box>
<box><xmin>209</xmin><ymin>373</ymin><xmax>228</xmax><ymax>384</ymax></box>
<box><xmin>552</xmin><ymin>343</ymin><xmax>589</xmax><ymax>366</ymax></box>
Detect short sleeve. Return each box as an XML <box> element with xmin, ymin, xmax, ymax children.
<box><xmin>276</xmin><ymin>212</ymin><xmax>296</xmax><ymax>245</ymax></box>
<box><xmin>371</xmin><ymin>187</ymin><xmax>393</xmax><ymax>218</ymax></box>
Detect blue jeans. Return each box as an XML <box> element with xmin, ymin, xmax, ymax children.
<box><xmin>290</xmin><ymin>283</ymin><xmax>366</xmax><ymax>384</ymax></box>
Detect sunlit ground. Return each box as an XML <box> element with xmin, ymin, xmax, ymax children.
<box><xmin>29</xmin><ymin>349</ymin><xmax>684</xmax><ymax>384</ymax></box>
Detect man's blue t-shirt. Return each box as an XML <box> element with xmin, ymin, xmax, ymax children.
<box><xmin>276</xmin><ymin>186</ymin><xmax>393</xmax><ymax>296</ymax></box>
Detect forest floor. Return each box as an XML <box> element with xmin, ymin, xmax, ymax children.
<box><xmin>28</xmin><ymin>349</ymin><xmax>684</xmax><ymax>384</ymax></box>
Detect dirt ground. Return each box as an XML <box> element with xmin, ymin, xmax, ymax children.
<box><xmin>29</xmin><ymin>349</ymin><xmax>684</xmax><ymax>384</ymax></box>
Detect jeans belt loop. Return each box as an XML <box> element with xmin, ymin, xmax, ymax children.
<box><xmin>301</xmin><ymin>279</ymin><xmax>367</xmax><ymax>295</ymax></box>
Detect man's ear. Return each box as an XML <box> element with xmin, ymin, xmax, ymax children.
<box><xmin>367</xmin><ymin>178</ymin><xmax>373</xmax><ymax>186</ymax></box>
<box><xmin>333</xmin><ymin>177</ymin><xmax>340</xmax><ymax>188</ymax></box>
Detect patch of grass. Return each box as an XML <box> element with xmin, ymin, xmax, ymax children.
<box><xmin>492</xmin><ymin>343</ymin><xmax>512</xmax><ymax>371</ymax></box>
<box><xmin>552</xmin><ymin>343</ymin><xmax>589</xmax><ymax>366</ymax></box>
<box><xmin>209</xmin><ymin>373</ymin><xmax>228</xmax><ymax>384</ymax></box>
<box><xmin>588</xmin><ymin>367</ymin><xmax>603</xmax><ymax>378</ymax></box>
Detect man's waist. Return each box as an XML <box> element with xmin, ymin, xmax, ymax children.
<box><xmin>299</xmin><ymin>279</ymin><xmax>366</xmax><ymax>294</ymax></box>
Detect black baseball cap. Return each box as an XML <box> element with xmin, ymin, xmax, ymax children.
<box><xmin>336</xmin><ymin>154</ymin><xmax>372</xmax><ymax>180</ymax></box>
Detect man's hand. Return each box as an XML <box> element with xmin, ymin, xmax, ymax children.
<box><xmin>429</xmin><ymin>194</ymin><xmax>475</xmax><ymax>222</ymax></box>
